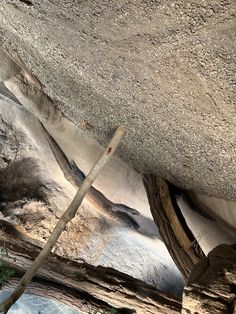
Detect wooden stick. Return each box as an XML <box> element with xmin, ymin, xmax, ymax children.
<box><xmin>0</xmin><ymin>125</ymin><xmax>125</xmax><ymax>314</ymax></box>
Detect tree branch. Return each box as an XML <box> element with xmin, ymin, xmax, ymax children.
<box><xmin>0</xmin><ymin>125</ymin><xmax>125</xmax><ymax>313</ymax></box>
<box><xmin>143</xmin><ymin>175</ymin><xmax>205</xmax><ymax>280</ymax></box>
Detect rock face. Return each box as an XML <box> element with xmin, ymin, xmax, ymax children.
<box><xmin>182</xmin><ymin>244</ymin><xmax>236</xmax><ymax>314</ymax></box>
<box><xmin>0</xmin><ymin>93</ymin><xmax>185</xmax><ymax>298</ymax></box>
<box><xmin>0</xmin><ymin>0</ymin><xmax>235</xmax><ymax>200</ymax></box>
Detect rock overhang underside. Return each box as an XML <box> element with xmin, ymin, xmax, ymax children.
<box><xmin>0</xmin><ymin>0</ymin><xmax>236</xmax><ymax>200</ymax></box>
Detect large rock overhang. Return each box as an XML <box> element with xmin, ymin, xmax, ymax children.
<box><xmin>0</xmin><ymin>0</ymin><xmax>235</xmax><ymax>200</ymax></box>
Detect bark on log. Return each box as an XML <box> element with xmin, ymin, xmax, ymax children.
<box><xmin>143</xmin><ymin>175</ymin><xmax>205</xmax><ymax>280</ymax></box>
<box><xmin>182</xmin><ymin>244</ymin><xmax>236</xmax><ymax>314</ymax></box>
<box><xmin>3</xmin><ymin>277</ymin><xmax>109</xmax><ymax>314</ymax></box>
<box><xmin>0</xmin><ymin>220</ymin><xmax>181</xmax><ymax>314</ymax></box>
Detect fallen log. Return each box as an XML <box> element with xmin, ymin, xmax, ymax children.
<box><xmin>3</xmin><ymin>277</ymin><xmax>110</xmax><ymax>314</ymax></box>
<box><xmin>0</xmin><ymin>220</ymin><xmax>181</xmax><ymax>314</ymax></box>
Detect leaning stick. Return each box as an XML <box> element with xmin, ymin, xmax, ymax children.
<box><xmin>0</xmin><ymin>125</ymin><xmax>125</xmax><ymax>314</ymax></box>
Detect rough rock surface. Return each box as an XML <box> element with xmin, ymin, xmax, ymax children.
<box><xmin>0</xmin><ymin>94</ymin><xmax>185</xmax><ymax>298</ymax></box>
<box><xmin>0</xmin><ymin>0</ymin><xmax>235</xmax><ymax>200</ymax></box>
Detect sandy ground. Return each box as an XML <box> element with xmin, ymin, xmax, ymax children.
<box><xmin>0</xmin><ymin>0</ymin><xmax>235</xmax><ymax>200</ymax></box>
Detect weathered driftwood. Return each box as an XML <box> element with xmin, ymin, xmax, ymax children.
<box><xmin>143</xmin><ymin>175</ymin><xmax>205</xmax><ymax>280</ymax></box>
<box><xmin>0</xmin><ymin>223</ymin><xmax>181</xmax><ymax>314</ymax></box>
<box><xmin>182</xmin><ymin>244</ymin><xmax>236</xmax><ymax>314</ymax></box>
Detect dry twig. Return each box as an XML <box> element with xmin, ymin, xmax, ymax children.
<box><xmin>0</xmin><ymin>125</ymin><xmax>125</xmax><ymax>314</ymax></box>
